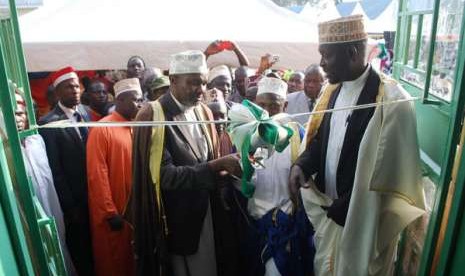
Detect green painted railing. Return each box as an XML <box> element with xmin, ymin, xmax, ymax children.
<box><xmin>0</xmin><ymin>0</ymin><xmax>66</xmax><ymax>275</ymax></box>
<box><xmin>395</xmin><ymin>0</ymin><xmax>465</xmax><ymax>275</ymax></box>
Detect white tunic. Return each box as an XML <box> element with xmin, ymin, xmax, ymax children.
<box><xmin>302</xmin><ymin>74</ymin><xmax>426</xmax><ymax>276</ymax></box>
<box><xmin>325</xmin><ymin>66</ymin><xmax>370</xmax><ymax>199</ymax></box>
<box><xmin>22</xmin><ymin>134</ymin><xmax>77</xmax><ymax>275</ymax></box>
<box><xmin>248</xmin><ymin>146</ymin><xmax>293</xmax><ymax>219</ymax></box>
<box><xmin>248</xmin><ymin>145</ymin><xmax>294</xmax><ymax>276</ymax></box>
<box><xmin>169</xmin><ymin>93</ymin><xmax>216</xmax><ymax>276</ymax></box>
<box><xmin>171</xmin><ymin>93</ymin><xmax>208</xmax><ymax>160</ymax></box>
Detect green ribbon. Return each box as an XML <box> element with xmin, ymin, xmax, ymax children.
<box><xmin>227</xmin><ymin>100</ymin><xmax>294</xmax><ymax>198</ymax></box>
<box><xmin>377</xmin><ymin>42</ymin><xmax>388</xmax><ymax>59</ymax></box>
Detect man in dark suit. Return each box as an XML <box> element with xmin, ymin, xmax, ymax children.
<box><xmin>128</xmin><ymin>50</ymin><xmax>242</xmax><ymax>276</ymax></box>
<box><xmin>39</xmin><ymin>66</ymin><xmax>94</xmax><ymax>276</ymax></box>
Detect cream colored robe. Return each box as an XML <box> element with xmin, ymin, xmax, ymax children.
<box><xmin>301</xmin><ymin>78</ymin><xmax>426</xmax><ymax>276</ymax></box>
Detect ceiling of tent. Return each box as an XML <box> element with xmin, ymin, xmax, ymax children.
<box><xmin>19</xmin><ymin>0</ymin><xmax>320</xmax><ymax>72</ymax></box>
<box><xmin>298</xmin><ymin>0</ymin><xmax>397</xmax><ymax>33</ymax></box>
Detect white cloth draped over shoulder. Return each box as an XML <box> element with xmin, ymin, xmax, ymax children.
<box><xmin>300</xmin><ymin>79</ymin><xmax>426</xmax><ymax>276</ymax></box>
<box><xmin>22</xmin><ymin>134</ymin><xmax>77</xmax><ymax>276</ymax></box>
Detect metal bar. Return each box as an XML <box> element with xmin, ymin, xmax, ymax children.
<box><xmin>33</xmin><ymin>197</ymin><xmax>66</xmax><ymax>275</ymax></box>
<box><xmin>399</xmin><ymin>10</ymin><xmax>434</xmax><ymax>16</ymax></box>
<box><xmin>49</xmin><ymin>218</ymin><xmax>66</xmax><ymax>275</ymax></box>
<box><xmin>393</xmin><ymin>0</ymin><xmax>404</xmax><ymax>77</ymax></box>
<box><xmin>422</xmin><ymin>0</ymin><xmax>441</xmax><ymax>104</ymax></box>
<box><xmin>404</xmin><ymin>15</ymin><xmax>413</xmax><ymax>65</ymax></box>
<box><xmin>435</xmin><ymin>118</ymin><xmax>465</xmax><ymax>275</ymax></box>
<box><xmin>5</xmin><ymin>20</ymin><xmax>20</xmax><ymax>84</ymax></box>
<box><xmin>0</xmin><ymin>3</ymin><xmax>50</xmax><ymax>275</ymax></box>
<box><xmin>432</xmin><ymin>2</ymin><xmax>465</xmax><ymax>274</ymax></box>
<box><xmin>0</xmin><ymin>136</ymin><xmax>35</xmax><ymax>275</ymax></box>
<box><xmin>9</xmin><ymin>0</ymin><xmax>37</xmax><ymax>127</ymax></box>
<box><xmin>18</xmin><ymin>128</ymin><xmax>38</xmax><ymax>140</ymax></box>
<box><xmin>400</xmin><ymin>64</ymin><xmax>427</xmax><ymax>75</ymax></box>
<box><xmin>414</xmin><ymin>14</ymin><xmax>424</xmax><ymax>68</ymax></box>
<box><xmin>0</xmin><ymin>21</ymin><xmax>12</xmax><ymax>80</ymax></box>
<box><xmin>418</xmin><ymin>1</ymin><xmax>465</xmax><ymax>274</ymax></box>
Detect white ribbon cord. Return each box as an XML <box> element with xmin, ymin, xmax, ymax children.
<box><xmin>35</xmin><ymin>97</ymin><xmax>421</xmax><ymax>129</ymax></box>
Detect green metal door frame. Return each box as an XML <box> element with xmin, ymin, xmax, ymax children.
<box><xmin>447</xmin><ymin>158</ymin><xmax>465</xmax><ymax>275</ymax></box>
<box><xmin>0</xmin><ymin>135</ymin><xmax>34</xmax><ymax>275</ymax></box>
<box><xmin>417</xmin><ymin>1</ymin><xmax>465</xmax><ymax>274</ymax></box>
<box><xmin>0</xmin><ymin>31</ymin><xmax>50</xmax><ymax>276</ymax></box>
<box><xmin>0</xmin><ymin>0</ymin><xmax>64</xmax><ymax>275</ymax></box>
<box><xmin>432</xmin><ymin>20</ymin><xmax>465</xmax><ymax>274</ymax></box>
<box><xmin>394</xmin><ymin>0</ymin><xmax>465</xmax><ymax>275</ymax></box>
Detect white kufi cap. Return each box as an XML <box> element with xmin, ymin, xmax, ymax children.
<box><xmin>208</xmin><ymin>65</ymin><xmax>231</xmax><ymax>83</ymax></box>
<box><xmin>169</xmin><ymin>50</ymin><xmax>208</xmax><ymax>75</ymax></box>
<box><xmin>257</xmin><ymin>77</ymin><xmax>288</xmax><ymax>99</ymax></box>
<box><xmin>114</xmin><ymin>78</ymin><xmax>143</xmax><ymax>99</ymax></box>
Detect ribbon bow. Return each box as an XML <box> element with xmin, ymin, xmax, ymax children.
<box><xmin>227</xmin><ymin>100</ymin><xmax>294</xmax><ymax>198</ymax></box>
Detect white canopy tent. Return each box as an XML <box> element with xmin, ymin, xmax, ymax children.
<box><xmin>299</xmin><ymin>0</ymin><xmax>341</xmax><ymax>23</ymax></box>
<box><xmin>19</xmin><ymin>0</ymin><xmax>320</xmax><ymax>72</ymax></box>
<box><xmin>350</xmin><ymin>1</ymin><xmax>397</xmax><ymax>33</ymax></box>
<box><xmin>298</xmin><ymin>0</ymin><xmax>398</xmax><ymax>33</ymax></box>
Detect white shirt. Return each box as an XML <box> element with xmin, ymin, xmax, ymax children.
<box><xmin>324</xmin><ymin>65</ymin><xmax>370</xmax><ymax>199</ymax></box>
<box><xmin>58</xmin><ymin>101</ymin><xmax>83</xmax><ymax>139</ymax></box>
<box><xmin>171</xmin><ymin>93</ymin><xmax>208</xmax><ymax>160</ymax></box>
<box><xmin>248</xmin><ymin>146</ymin><xmax>293</xmax><ymax>219</ymax></box>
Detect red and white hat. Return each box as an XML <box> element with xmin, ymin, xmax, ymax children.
<box><xmin>51</xmin><ymin>66</ymin><xmax>78</xmax><ymax>88</ymax></box>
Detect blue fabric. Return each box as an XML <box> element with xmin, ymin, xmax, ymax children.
<box><xmin>252</xmin><ymin>207</ymin><xmax>314</xmax><ymax>276</ymax></box>
<box><xmin>28</xmin><ymin>71</ymin><xmax>50</xmax><ymax>79</ymax></box>
<box><xmin>360</xmin><ymin>0</ymin><xmax>392</xmax><ymax>20</ymax></box>
<box><xmin>286</xmin><ymin>5</ymin><xmax>305</xmax><ymax>14</ymax></box>
<box><xmin>336</xmin><ymin>2</ymin><xmax>357</xmax><ymax>17</ymax></box>
<box><xmin>298</xmin><ymin>126</ymin><xmax>305</xmax><ymax>141</ymax></box>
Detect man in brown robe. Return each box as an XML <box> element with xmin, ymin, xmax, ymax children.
<box><xmin>127</xmin><ymin>50</ymin><xmax>242</xmax><ymax>276</ymax></box>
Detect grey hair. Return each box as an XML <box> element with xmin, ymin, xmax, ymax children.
<box><xmin>290</xmin><ymin>71</ymin><xmax>305</xmax><ymax>79</ymax></box>
<box><xmin>304</xmin><ymin>64</ymin><xmax>325</xmax><ymax>78</ymax></box>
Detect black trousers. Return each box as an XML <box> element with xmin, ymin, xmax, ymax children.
<box><xmin>65</xmin><ymin>206</ymin><xmax>94</xmax><ymax>276</ymax></box>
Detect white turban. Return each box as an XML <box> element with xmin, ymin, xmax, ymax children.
<box><xmin>169</xmin><ymin>50</ymin><xmax>208</xmax><ymax>75</ymax></box>
<box><xmin>257</xmin><ymin>77</ymin><xmax>288</xmax><ymax>99</ymax></box>
<box><xmin>208</xmin><ymin>65</ymin><xmax>231</xmax><ymax>83</ymax></box>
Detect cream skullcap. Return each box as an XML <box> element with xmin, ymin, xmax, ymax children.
<box><xmin>208</xmin><ymin>65</ymin><xmax>231</xmax><ymax>83</ymax></box>
<box><xmin>318</xmin><ymin>14</ymin><xmax>367</xmax><ymax>45</ymax></box>
<box><xmin>114</xmin><ymin>78</ymin><xmax>142</xmax><ymax>99</ymax></box>
<box><xmin>257</xmin><ymin>77</ymin><xmax>287</xmax><ymax>99</ymax></box>
<box><xmin>169</xmin><ymin>50</ymin><xmax>208</xmax><ymax>75</ymax></box>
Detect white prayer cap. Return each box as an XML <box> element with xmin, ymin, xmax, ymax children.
<box><xmin>208</xmin><ymin>65</ymin><xmax>231</xmax><ymax>83</ymax></box>
<box><xmin>257</xmin><ymin>77</ymin><xmax>288</xmax><ymax>99</ymax></box>
<box><xmin>114</xmin><ymin>78</ymin><xmax>143</xmax><ymax>99</ymax></box>
<box><xmin>169</xmin><ymin>50</ymin><xmax>208</xmax><ymax>75</ymax></box>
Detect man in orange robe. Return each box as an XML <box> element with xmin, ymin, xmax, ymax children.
<box><xmin>87</xmin><ymin>78</ymin><xmax>143</xmax><ymax>276</ymax></box>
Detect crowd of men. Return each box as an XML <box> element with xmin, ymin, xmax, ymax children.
<box><xmin>16</xmin><ymin>15</ymin><xmax>426</xmax><ymax>276</ymax></box>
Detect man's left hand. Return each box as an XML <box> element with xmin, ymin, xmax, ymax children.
<box><xmin>107</xmin><ymin>214</ymin><xmax>125</xmax><ymax>231</ymax></box>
